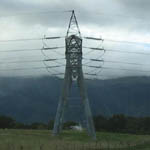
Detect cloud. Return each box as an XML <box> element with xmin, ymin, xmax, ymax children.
<box><xmin>0</xmin><ymin>0</ymin><xmax>150</xmax><ymax>78</ymax></box>
<box><xmin>0</xmin><ymin>0</ymin><xmax>149</xmax><ymax>32</ymax></box>
<box><xmin>119</xmin><ymin>0</ymin><xmax>150</xmax><ymax>12</ymax></box>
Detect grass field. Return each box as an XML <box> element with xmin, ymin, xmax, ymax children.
<box><xmin>0</xmin><ymin>129</ymin><xmax>150</xmax><ymax>150</ymax></box>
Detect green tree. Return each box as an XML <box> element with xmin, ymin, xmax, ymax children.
<box><xmin>0</xmin><ymin>115</ymin><xmax>16</xmax><ymax>129</ymax></box>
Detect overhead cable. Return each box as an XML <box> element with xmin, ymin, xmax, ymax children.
<box><xmin>0</xmin><ymin>36</ymin><xmax>64</xmax><ymax>43</ymax></box>
<box><xmin>83</xmin><ymin>47</ymin><xmax>150</xmax><ymax>55</ymax></box>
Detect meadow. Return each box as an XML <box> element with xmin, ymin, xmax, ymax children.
<box><xmin>0</xmin><ymin>129</ymin><xmax>150</xmax><ymax>150</ymax></box>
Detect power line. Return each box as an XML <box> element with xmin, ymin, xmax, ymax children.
<box><xmin>102</xmin><ymin>66</ymin><xmax>150</xmax><ymax>73</ymax></box>
<box><xmin>86</xmin><ymin>58</ymin><xmax>150</xmax><ymax>67</ymax></box>
<box><xmin>106</xmin><ymin>48</ymin><xmax>150</xmax><ymax>55</ymax></box>
<box><xmin>84</xmin><ymin>37</ymin><xmax>103</xmax><ymax>41</ymax></box>
<box><xmin>83</xmin><ymin>47</ymin><xmax>150</xmax><ymax>55</ymax></box>
<box><xmin>84</xmin><ymin>73</ymin><xmax>97</xmax><ymax>76</ymax></box>
<box><xmin>0</xmin><ymin>36</ymin><xmax>148</xmax><ymax>46</ymax></box>
<box><xmin>104</xmin><ymin>60</ymin><xmax>150</xmax><ymax>67</ymax></box>
<box><xmin>0</xmin><ymin>55</ymin><xmax>45</xmax><ymax>61</ymax></box>
<box><xmin>0</xmin><ymin>46</ymin><xmax>64</xmax><ymax>53</ymax></box>
<box><xmin>0</xmin><ymin>65</ymin><xmax>63</xmax><ymax>72</ymax></box>
<box><xmin>0</xmin><ymin>36</ymin><xmax>64</xmax><ymax>43</ymax></box>
<box><xmin>0</xmin><ymin>66</ymin><xmax>46</xmax><ymax>71</ymax></box>
<box><xmin>1</xmin><ymin>58</ymin><xmax>149</xmax><ymax>75</ymax></box>
<box><xmin>0</xmin><ymin>38</ymin><xmax>42</xmax><ymax>43</ymax></box>
<box><xmin>0</xmin><ymin>48</ymin><xmax>41</xmax><ymax>52</ymax></box>
<box><xmin>1</xmin><ymin>47</ymin><xmax>150</xmax><ymax>73</ymax></box>
<box><xmin>84</xmin><ymin>37</ymin><xmax>150</xmax><ymax>46</ymax></box>
<box><xmin>0</xmin><ymin>65</ymin><xmax>64</xmax><ymax>77</ymax></box>
<box><xmin>0</xmin><ymin>58</ymin><xmax>65</xmax><ymax>65</ymax></box>
<box><xmin>1</xmin><ymin>60</ymin><xmax>42</xmax><ymax>64</ymax></box>
<box><xmin>84</xmin><ymin>73</ymin><xmax>144</xmax><ymax>80</ymax></box>
<box><xmin>84</xmin><ymin>72</ymin><xmax>117</xmax><ymax>78</ymax></box>
<box><xmin>85</xmin><ymin>65</ymin><xmax>150</xmax><ymax>73</ymax></box>
<box><xmin>105</xmin><ymin>39</ymin><xmax>150</xmax><ymax>46</ymax></box>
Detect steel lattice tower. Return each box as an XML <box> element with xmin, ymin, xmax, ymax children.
<box><xmin>53</xmin><ymin>10</ymin><xmax>96</xmax><ymax>139</ymax></box>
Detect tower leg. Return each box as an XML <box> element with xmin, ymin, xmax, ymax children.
<box><xmin>53</xmin><ymin>68</ymin><xmax>72</xmax><ymax>135</ymax></box>
<box><xmin>77</xmin><ymin>69</ymin><xmax>96</xmax><ymax>140</ymax></box>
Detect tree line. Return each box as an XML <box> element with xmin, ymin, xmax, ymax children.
<box><xmin>0</xmin><ymin>114</ymin><xmax>150</xmax><ymax>134</ymax></box>
<box><xmin>94</xmin><ymin>114</ymin><xmax>150</xmax><ymax>134</ymax></box>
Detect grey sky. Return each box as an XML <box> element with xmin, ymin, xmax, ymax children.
<box><xmin>0</xmin><ymin>0</ymin><xmax>150</xmax><ymax>79</ymax></box>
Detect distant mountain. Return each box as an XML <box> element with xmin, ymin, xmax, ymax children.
<box><xmin>0</xmin><ymin>76</ymin><xmax>150</xmax><ymax>123</ymax></box>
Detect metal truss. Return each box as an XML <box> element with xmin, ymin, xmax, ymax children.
<box><xmin>53</xmin><ymin>10</ymin><xmax>96</xmax><ymax>140</ymax></box>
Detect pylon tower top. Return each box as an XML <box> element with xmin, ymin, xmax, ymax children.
<box><xmin>65</xmin><ymin>10</ymin><xmax>82</xmax><ymax>79</ymax></box>
<box><xmin>66</xmin><ymin>10</ymin><xmax>81</xmax><ymax>38</ymax></box>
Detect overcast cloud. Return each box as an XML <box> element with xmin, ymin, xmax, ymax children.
<box><xmin>0</xmin><ymin>0</ymin><xmax>150</xmax><ymax>79</ymax></box>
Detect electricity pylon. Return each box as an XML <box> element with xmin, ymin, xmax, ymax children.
<box><xmin>53</xmin><ymin>10</ymin><xmax>96</xmax><ymax>139</ymax></box>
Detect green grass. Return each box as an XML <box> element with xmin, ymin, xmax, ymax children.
<box><xmin>0</xmin><ymin>129</ymin><xmax>150</xmax><ymax>150</ymax></box>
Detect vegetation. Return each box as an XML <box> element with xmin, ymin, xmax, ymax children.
<box><xmin>1</xmin><ymin>114</ymin><xmax>150</xmax><ymax>135</ymax></box>
<box><xmin>0</xmin><ymin>114</ymin><xmax>150</xmax><ymax>149</ymax></box>
<box><xmin>0</xmin><ymin>129</ymin><xmax>150</xmax><ymax>150</ymax></box>
<box><xmin>94</xmin><ymin>114</ymin><xmax>150</xmax><ymax>134</ymax></box>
